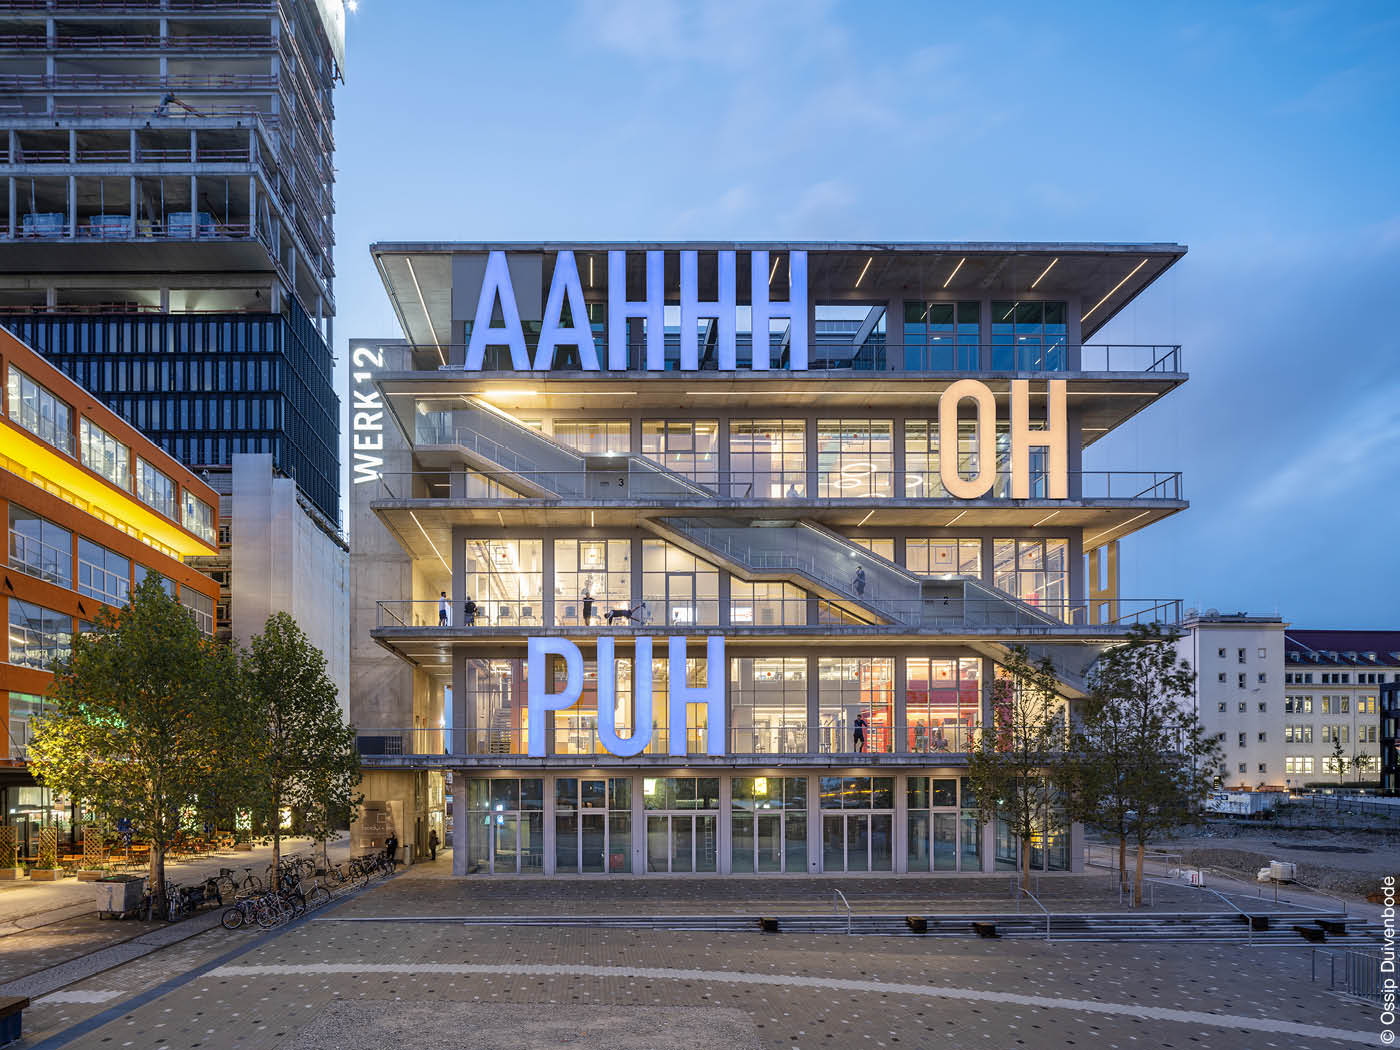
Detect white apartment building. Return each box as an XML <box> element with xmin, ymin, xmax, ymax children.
<box><xmin>1177</xmin><ymin>616</ymin><xmax>1393</xmax><ymax>790</ymax></box>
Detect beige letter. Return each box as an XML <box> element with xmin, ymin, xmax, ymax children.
<box><xmin>939</xmin><ymin>380</ymin><xmax>997</xmax><ymax>499</ymax></box>
<box><xmin>1010</xmin><ymin>379</ymin><xmax>1068</xmax><ymax>499</ymax></box>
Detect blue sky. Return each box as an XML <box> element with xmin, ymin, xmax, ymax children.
<box><xmin>329</xmin><ymin>0</ymin><xmax>1400</xmax><ymax>628</ymax></box>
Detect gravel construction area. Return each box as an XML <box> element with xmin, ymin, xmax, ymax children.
<box><xmin>1161</xmin><ymin>826</ymin><xmax>1399</xmax><ymax>898</ymax></box>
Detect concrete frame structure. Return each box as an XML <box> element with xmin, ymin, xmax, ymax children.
<box><xmin>0</xmin><ymin>0</ymin><xmax>344</xmax><ymax>527</ymax></box>
<box><xmin>350</xmin><ymin>241</ymin><xmax>1190</xmax><ymax>875</ymax></box>
<box><xmin>1</xmin><ymin>326</ymin><xmax>219</xmax><ymax>853</ymax></box>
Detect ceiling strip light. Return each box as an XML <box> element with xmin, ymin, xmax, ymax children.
<box><xmin>856</xmin><ymin>509</ymin><xmax>875</xmax><ymax>527</ymax></box>
<box><xmin>410</xmin><ymin>510</ymin><xmax>451</xmax><ymax>574</ymax></box>
<box><xmin>1082</xmin><ymin>258</ymin><xmax>1149</xmax><ymax>323</ymax></box>
<box><xmin>405</xmin><ymin>256</ymin><xmax>445</xmax><ymax>367</ymax></box>
<box><xmin>854</xmin><ymin>256</ymin><xmax>873</xmax><ymax>288</ymax></box>
<box><xmin>1032</xmin><ymin>510</ymin><xmax>1059</xmax><ymax>527</ymax></box>
<box><xmin>1030</xmin><ymin>257</ymin><xmax>1059</xmax><ymax>289</ymax></box>
<box><xmin>1085</xmin><ymin>510</ymin><xmax>1150</xmax><ymax>547</ymax></box>
<box><xmin>769</xmin><ymin>254</ymin><xmax>781</xmax><ymax>284</ymax></box>
<box><xmin>942</xmin><ymin>257</ymin><xmax>966</xmax><ymax>289</ymax></box>
<box><xmin>946</xmin><ymin>510</ymin><xmax>967</xmax><ymax>525</ymax></box>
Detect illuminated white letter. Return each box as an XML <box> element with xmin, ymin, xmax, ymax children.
<box><xmin>534</xmin><ymin>250</ymin><xmax>599</xmax><ymax>371</ymax></box>
<box><xmin>1010</xmin><ymin>379</ymin><xmax>1068</xmax><ymax>499</ymax></box>
<box><xmin>596</xmin><ymin>637</ymin><xmax>654</xmax><ymax>757</ymax></box>
<box><xmin>526</xmin><ymin>636</ymin><xmax>582</xmax><ymax>757</ymax></box>
<box><xmin>464</xmin><ymin>251</ymin><xmax>530</xmax><ymax>371</ymax></box>
<box><xmin>667</xmin><ymin>635</ymin><xmax>725</xmax><ymax>757</ymax></box>
<box><xmin>607</xmin><ymin>250</ymin><xmax>665</xmax><ymax>370</ymax></box>
<box><xmin>679</xmin><ymin>251</ymin><xmax>736</xmax><ymax>370</ymax></box>
<box><xmin>939</xmin><ymin>379</ymin><xmax>997</xmax><ymax>499</ymax></box>
<box><xmin>750</xmin><ymin>250</ymin><xmax>807</xmax><ymax>371</ymax></box>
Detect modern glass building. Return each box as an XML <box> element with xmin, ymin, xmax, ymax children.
<box><xmin>0</xmin><ymin>0</ymin><xmax>344</xmax><ymax>526</ymax></box>
<box><xmin>349</xmin><ymin>241</ymin><xmax>1188</xmax><ymax>875</ymax></box>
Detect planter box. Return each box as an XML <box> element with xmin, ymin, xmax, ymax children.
<box><xmin>95</xmin><ymin>876</ymin><xmax>146</xmax><ymax>916</ymax></box>
<box><xmin>0</xmin><ymin>868</ymin><xmax>22</xmax><ymax>881</ymax></box>
<box><xmin>77</xmin><ymin>870</ymin><xmax>106</xmax><ymax>882</ymax></box>
<box><xmin>233</xmin><ymin>842</ymin><xmax>254</xmax><ymax>852</ymax></box>
<box><xmin>29</xmin><ymin>869</ymin><xmax>63</xmax><ymax>882</ymax></box>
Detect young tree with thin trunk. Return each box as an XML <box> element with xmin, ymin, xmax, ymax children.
<box><xmin>1062</xmin><ymin>624</ymin><xmax>1223</xmax><ymax>906</ymax></box>
<box><xmin>966</xmin><ymin>646</ymin><xmax>1066</xmax><ymax>892</ymax></box>
<box><xmin>1328</xmin><ymin>738</ymin><xmax>1349</xmax><ymax>784</ymax></box>
<box><xmin>243</xmin><ymin>612</ymin><xmax>361</xmax><ymax>876</ymax></box>
<box><xmin>29</xmin><ymin>575</ymin><xmax>246</xmax><ymax>905</ymax></box>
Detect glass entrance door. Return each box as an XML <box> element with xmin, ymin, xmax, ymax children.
<box><xmin>645</xmin><ymin>813</ymin><xmax>718</xmax><ymax>873</ymax></box>
<box><xmin>554</xmin><ymin>776</ymin><xmax>631</xmax><ymax>874</ymax></box>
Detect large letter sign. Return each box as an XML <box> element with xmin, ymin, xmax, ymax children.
<box><xmin>526</xmin><ymin>636</ymin><xmax>724</xmax><ymax>757</ymax></box>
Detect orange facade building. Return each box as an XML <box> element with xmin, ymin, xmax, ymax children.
<box><xmin>1</xmin><ymin>327</ymin><xmax>219</xmax><ymax>854</ymax></box>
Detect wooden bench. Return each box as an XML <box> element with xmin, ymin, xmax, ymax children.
<box><xmin>1316</xmin><ymin>919</ymin><xmax>1347</xmax><ymax>936</ymax></box>
<box><xmin>906</xmin><ymin>916</ymin><xmax>928</xmax><ymax>934</ymax></box>
<box><xmin>0</xmin><ymin>995</ymin><xmax>30</xmax><ymax>1046</ymax></box>
<box><xmin>972</xmin><ymin>921</ymin><xmax>999</xmax><ymax>939</ymax></box>
<box><xmin>757</xmin><ymin>917</ymin><xmax>780</xmax><ymax>933</ymax></box>
<box><xmin>1240</xmin><ymin>914</ymin><xmax>1270</xmax><ymax>931</ymax></box>
<box><xmin>1293</xmin><ymin>924</ymin><xmax>1326</xmax><ymax>943</ymax></box>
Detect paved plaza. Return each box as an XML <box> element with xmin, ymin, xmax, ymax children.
<box><xmin>0</xmin><ymin>855</ymin><xmax>1387</xmax><ymax>1049</ymax></box>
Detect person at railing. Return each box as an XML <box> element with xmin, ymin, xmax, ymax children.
<box><xmin>854</xmin><ymin>712</ymin><xmax>869</xmax><ymax>753</ymax></box>
<box><xmin>463</xmin><ymin>597</ymin><xmax>478</xmax><ymax>627</ymax></box>
<box><xmin>582</xmin><ymin>582</ymin><xmax>595</xmax><ymax>625</ymax></box>
<box><xmin>438</xmin><ymin>591</ymin><xmax>449</xmax><ymax>627</ymax></box>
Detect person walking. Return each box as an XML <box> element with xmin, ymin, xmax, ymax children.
<box><xmin>383</xmin><ymin>832</ymin><xmax>399</xmax><ymax>867</ymax></box>
<box><xmin>853</xmin><ymin>711</ymin><xmax>868</xmax><ymax>753</ymax></box>
<box><xmin>427</xmin><ymin>829</ymin><xmax>440</xmax><ymax>862</ymax></box>
<box><xmin>853</xmin><ymin>564</ymin><xmax>867</xmax><ymax>597</ymax></box>
<box><xmin>438</xmin><ymin>591</ymin><xmax>449</xmax><ymax>626</ymax></box>
<box><xmin>463</xmin><ymin>596</ymin><xmax>478</xmax><ymax>627</ymax></box>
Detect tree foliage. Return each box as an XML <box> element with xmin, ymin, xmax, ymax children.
<box><xmin>243</xmin><ymin>612</ymin><xmax>361</xmax><ymax>870</ymax></box>
<box><xmin>1060</xmin><ymin>624</ymin><xmax>1223</xmax><ymax>905</ymax></box>
<box><xmin>28</xmin><ymin>575</ymin><xmax>249</xmax><ymax>901</ymax></box>
<box><xmin>965</xmin><ymin>646</ymin><xmax>1066</xmax><ymax>891</ymax></box>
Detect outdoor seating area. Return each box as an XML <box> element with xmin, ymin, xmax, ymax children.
<box><xmin>7</xmin><ymin>829</ymin><xmax>249</xmax><ymax>879</ymax></box>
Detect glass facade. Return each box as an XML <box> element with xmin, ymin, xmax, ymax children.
<box><xmin>9</xmin><ymin>599</ymin><xmax>73</xmax><ymax>670</ymax></box>
<box><xmin>730</xmin><ymin>657</ymin><xmax>807</xmax><ymax>754</ymax></box>
<box><xmin>182</xmin><ymin>491</ymin><xmax>216</xmax><ymax>545</ymax></box>
<box><xmin>906</xmin><ymin>538</ymin><xmax>981</xmax><ymax>577</ymax></box>
<box><xmin>729</xmin><ymin>419</ymin><xmax>805</xmax><ymax>498</ymax></box>
<box><xmin>731</xmin><ymin>776</ymin><xmax>807</xmax><ymax>873</ymax></box>
<box><xmin>464</xmin><ymin>539</ymin><xmax>543</xmax><ymax>627</ymax></box>
<box><xmin>820</xmin><ymin>776</ymin><xmax>894</xmax><ymax>872</ymax></box>
<box><xmin>906</xmin><ymin>658</ymin><xmax>982</xmax><ymax>753</ymax></box>
<box><xmin>9</xmin><ymin>505</ymin><xmax>72</xmax><ymax>588</ymax></box>
<box><xmin>993</xmin><ymin>538</ymin><xmax>1069</xmax><ymax>616</ymax></box>
<box><xmin>818</xmin><ymin>658</ymin><xmax>894</xmax><ymax>754</ymax></box>
<box><xmin>641</xmin><ymin>539</ymin><xmax>719</xmax><ymax>626</ymax></box>
<box><xmin>135</xmin><ymin>458</ymin><xmax>176</xmax><ymax>519</ymax></box>
<box><xmin>644</xmin><ymin>776</ymin><xmax>719</xmax><ymax>873</ymax></box>
<box><xmin>78</xmin><ymin>537</ymin><xmax>131</xmax><ymax>606</ymax></box>
<box><xmin>729</xmin><ymin>580</ymin><xmax>806</xmax><ymax>626</ymax></box>
<box><xmin>4</xmin><ymin>304</ymin><xmax>341</xmax><ymax>525</ymax></box>
<box><xmin>817</xmin><ymin>419</ymin><xmax>894</xmax><ymax>498</ymax></box>
<box><xmin>80</xmin><ymin>417</ymin><xmax>131</xmax><ymax>491</ymax></box>
<box><xmin>554</xmin><ymin>539</ymin><xmax>631</xmax><ymax>626</ymax></box>
<box><xmin>902</xmin><ymin>301</ymin><xmax>980</xmax><ymax>370</ymax></box>
<box><xmin>7</xmin><ymin>366</ymin><xmax>74</xmax><ymax>454</ymax></box>
<box><xmin>991</xmin><ymin>301</ymin><xmax>1067</xmax><ymax>370</ymax></box>
<box><xmin>553</xmin><ymin>419</ymin><xmax>629</xmax><ymax>455</ymax></box>
<box><xmin>641</xmin><ymin>419</ymin><xmax>719</xmax><ymax>489</ymax></box>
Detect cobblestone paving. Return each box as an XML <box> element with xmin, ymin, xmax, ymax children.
<box><xmin>8</xmin><ymin>865</ymin><xmax>1383</xmax><ymax>1050</ymax></box>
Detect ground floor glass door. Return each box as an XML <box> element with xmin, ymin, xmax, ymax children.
<box><xmin>555</xmin><ymin>776</ymin><xmax>631</xmax><ymax>873</ymax></box>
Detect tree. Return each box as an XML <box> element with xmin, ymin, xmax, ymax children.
<box><xmin>243</xmin><ymin>612</ymin><xmax>361</xmax><ymax>874</ymax></box>
<box><xmin>1062</xmin><ymin>624</ymin><xmax>1223</xmax><ymax>906</ymax></box>
<box><xmin>966</xmin><ymin>646</ymin><xmax>1066</xmax><ymax>891</ymax></box>
<box><xmin>28</xmin><ymin>575</ymin><xmax>246</xmax><ymax>904</ymax></box>
<box><xmin>1328</xmin><ymin>738</ymin><xmax>1350</xmax><ymax>783</ymax></box>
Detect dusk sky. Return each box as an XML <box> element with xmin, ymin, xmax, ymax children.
<box><xmin>329</xmin><ymin>1</ymin><xmax>1400</xmax><ymax>628</ymax></box>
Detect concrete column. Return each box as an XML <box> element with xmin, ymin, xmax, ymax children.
<box><xmin>718</xmin><ymin>569</ymin><xmax>731</xmax><ymax>628</ymax></box>
<box><xmin>66</xmin><ymin>174</ymin><xmax>75</xmax><ymax>237</ymax></box>
<box><xmin>893</xmin><ymin>774</ymin><xmax>908</xmax><ymax>872</ymax></box>
<box><xmin>450</xmin><ymin>775</ymin><xmax>467</xmax><ymax>875</ymax></box>
<box><xmin>891</xmin><ymin>412</ymin><xmax>905</xmax><ymax>496</ymax></box>
<box><xmin>67</xmin><ymin>128</ymin><xmax>75</xmax><ymax>162</ymax></box>
<box><xmin>982</xmin><ymin>820</ymin><xmax>996</xmax><ymax>873</ymax></box>
<box><xmin>128</xmin><ymin>176</ymin><xmax>137</xmax><ymax>237</ymax></box>
<box><xmin>190</xmin><ymin>128</ymin><xmax>198</xmax><ymax>164</ymax></box>
<box><xmin>630</xmin><ymin>536</ymin><xmax>643</xmax><ymax>609</ymax></box>
<box><xmin>805</xmin><ymin>653</ymin><xmax>820</xmax><ymax>756</ymax></box>
<box><xmin>807</xmin><ymin>769</ymin><xmax>822</xmax><ymax>873</ymax></box>
<box><xmin>452</xmin><ymin>649</ymin><xmax>467</xmax><ymax>757</ymax></box>
<box><xmin>7</xmin><ymin>175</ymin><xmax>14</xmax><ymax>240</ymax></box>
<box><xmin>717</xmin><ymin>775</ymin><xmax>732</xmax><ymax>875</ymax></box>
<box><xmin>45</xmin><ymin>287</ymin><xmax>56</xmax><ymax>310</ymax></box>
<box><xmin>451</xmin><ymin>527</ymin><xmax>465</xmax><ymax>626</ymax></box>
<box><xmin>632</xmin><ymin>774</ymin><xmax>645</xmax><ymax>874</ymax></box>
<box><xmin>189</xmin><ymin>175</ymin><xmax>198</xmax><ymax>238</ymax></box>
<box><xmin>981</xmin><ymin>536</ymin><xmax>995</xmax><ymax>589</ymax></box>
<box><xmin>803</xmin><ymin>415</ymin><xmax>817</xmax><ymax>498</ymax></box>
<box><xmin>980</xmin><ymin>299</ymin><xmax>993</xmax><ymax>370</ymax></box>
<box><xmin>543</xmin><ymin>775</ymin><xmax>556</xmax><ymax>876</ymax></box>
<box><xmin>541</xmin><ymin>535</ymin><xmax>555</xmax><ymax>628</ymax></box>
<box><xmin>159</xmin><ymin>287</ymin><xmax>170</xmax><ymax>313</ymax></box>
<box><xmin>893</xmin><ymin>654</ymin><xmax>908</xmax><ymax>754</ymax></box>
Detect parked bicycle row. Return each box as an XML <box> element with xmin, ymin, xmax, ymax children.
<box><xmin>219</xmin><ymin>851</ymin><xmax>396</xmax><ymax>931</ymax></box>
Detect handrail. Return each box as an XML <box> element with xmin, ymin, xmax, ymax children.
<box><xmin>1015</xmin><ymin>885</ymin><xmax>1051</xmax><ymax>941</ymax></box>
<box><xmin>832</xmin><ymin>888</ymin><xmax>851</xmax><ymax>935</ymax></box>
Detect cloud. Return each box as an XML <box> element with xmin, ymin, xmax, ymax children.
<box><xmin>1241</xmin><ymin>382</ymin><xmax>1400</xmax><ymax>512</ymax></box>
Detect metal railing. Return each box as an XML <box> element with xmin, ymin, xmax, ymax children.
<box><xmin>374</xmin><ymin>596</ymin><xmax>1183</xmax><ymax>631</ymax></box>
<box><xmin>418</xmin><ymin>342</ymin><xmax>1183</xmax><ymax>375</ymax></box>
<box><xmin>371</xmin><ymin>467</ymin><xmax>1183</xmax><ymax>503</ymax></box>
<box><xmin>1014</xmin><ymin>884</ymin><xmax>1052</xmax><ymax>940</ymax></box>
<box><xmin>1313</xmin><ymin>948</ymin><xmax>1385</xmax><ymax>1003</ymax></box>
<box><xmin>833</xmin><ymin>888</ymin><xmax>852</xmax><ymax>934</ymax></box>
<box><xmin>355</xmin><ymin>726</ymin><xmax>718</xmax><ymax>759</ymax></box>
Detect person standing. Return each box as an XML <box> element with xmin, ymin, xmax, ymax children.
<box><xmin>438</xmin><ymin>592</ymin><xmax>449</xmax><ymax>626</ymax></box>
<box><xmin>582</xmin><ymin>581</ymin><xmax>595</xmax><ymax>625</ymax></box>
<box><xmin>383</xmin><ymin>832</ymin><xmax>399</xmax><ymax>867</ymax></box>
<box><xmin>427</xmin><ymin>828</ymin><xmax>440</xmax><ymax>862</ymax></box>
<box><xmin>464</xmin><ymin>597</ymin><xmax>478</xmax><ymax>627</ymax></box>
<box><xmin>853</xmin><ymin>711</ymin><xmax>868</xmax><ymax>753</ymax></box>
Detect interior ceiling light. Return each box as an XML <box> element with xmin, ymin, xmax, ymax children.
<box><xmin>856</xmin><ymin>509</ymin><xmax>875</xmax><ymax>527</ymax></box>
<box><xmin>1030</xmin><ymin>257</ymin><xmax>1058</xmax><ymax>289</ymax></box>
<box><xmin>942</xmin><ymin>257</ymin><xmax>966</xmax><ymax>289</ymax></box>
<box><xmin>854</xmin><ymin>256</ymin><xmax>873</xmax><ymax>288</ymax></box>
<box><xmin>404</xmin><ymin>256</ymin><xmax>444</xmax><ymax>367</ymax></box>
<box><xmin>1083</xmin><ymin>258</ymin><xmax>1149</xmax><ymax>323</ymax></box>
<box><xmin>769</xmin><ymin>254</ymin><xmax>781</xmax><ymax>284</ymax></box>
